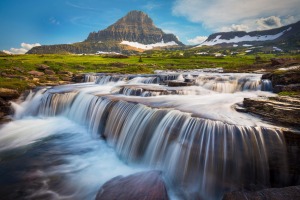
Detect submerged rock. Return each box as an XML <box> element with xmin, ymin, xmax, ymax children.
<box><xmin>95</xmin><ymin>171</ymin><xmax>169</xmax><ymax>200</ymax></box>
<box><xmin>222</xmin><ymin>185</ymin><xmax>300</xmax><ymax>200</ymax></box>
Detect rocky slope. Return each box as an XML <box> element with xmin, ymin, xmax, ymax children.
<box><xmin>86</xmin><ymin>10</ymin><xmax>182</xmax><ymax>45</ymax></box>
<box><xmin>27</xmin><ymin>11</ymin><xmax>183</xmax><ymax>54</ymax></box>
<box><xmin>198</xmin><ymin>21</ymin><xmax>300</xmax><ymax>50</ymax></box>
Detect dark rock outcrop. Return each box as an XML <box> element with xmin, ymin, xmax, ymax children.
<box><xmin>222</xmin><ymin>185</ymin><xmax>300</xmax><ymax>200</ymax></box>
<box><xmin>95</xmin><ymin>171</ymin><xmax>169</xmax><ymax>200</ymax></box>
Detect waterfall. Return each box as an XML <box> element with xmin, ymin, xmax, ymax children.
<box><xmin>19</xmin><ymin>88</ymin><xmax>288</xmax><ymax>200</ymax></box>
<box><xmin>261</xmin><ymin>79</ymin><xmax>273</xmax><ymax>91</ymax></box>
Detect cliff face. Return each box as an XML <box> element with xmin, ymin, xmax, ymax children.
<box><xmin>86</xmin><ymin>10</ymin><xmax>183</xmax><ymax>45</ymax></box>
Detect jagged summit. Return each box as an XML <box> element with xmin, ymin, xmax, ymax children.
<box><xmin>86</xmin><ymin>10</ymin><xmax>183</xmax><ymax>45</ymax></box>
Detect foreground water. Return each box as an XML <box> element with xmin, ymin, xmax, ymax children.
<box><xmin>0</xmin><ymin>72</ymin><xmax>291</xmax><ymax>199</ymax></box>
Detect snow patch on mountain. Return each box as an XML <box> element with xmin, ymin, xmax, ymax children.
<box><xmin>120</xmin><ymin>40</ymin><xmax>178</xmax><ymax>50</ymax></box>
<box><xmin>198</xmin><ymin>27</ymin><xmax>292</xmax><ymax>47</ymax></box>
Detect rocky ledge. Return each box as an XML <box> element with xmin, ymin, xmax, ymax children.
<box><xmin>242</xmin><ymin>96</ymin><xmax>300</xmax><ymax>126</ymax></box>
<box><xmin>95</xmin><ymin>171</ymin><xmax>169</xmax><ymax>200</ymax></box>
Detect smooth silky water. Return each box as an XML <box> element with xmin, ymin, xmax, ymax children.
<box><xmin>0</xmin><ymin>72</ymin><xmax>289</xmax><ymax>200</ymax></box>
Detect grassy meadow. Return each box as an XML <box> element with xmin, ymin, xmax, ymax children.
<box><xmin>0</xmin><ymin>51</ymin><xmax>299</xmax><ymax>92</ymax></box>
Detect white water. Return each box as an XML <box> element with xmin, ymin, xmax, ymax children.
<box><xmin>0</xmin><ymin>72</ymin><xmax>288</xmax><ymax>200</ymax></box>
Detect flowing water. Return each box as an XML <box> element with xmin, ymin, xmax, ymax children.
<box><xmin>0</xmin><ymin>72</ymin><xmax>291</xmax><ymax>200</ymax></box>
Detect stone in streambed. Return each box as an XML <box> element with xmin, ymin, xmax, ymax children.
<box><xmin>95</xmin><ymin>171</ymin><xmax>169</xmax><ymax>200</ymax></box>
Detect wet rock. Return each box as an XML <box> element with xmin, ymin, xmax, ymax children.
<box><xmin>72</xmin><ymin>74</ymin><xmax>84</xmax><ymax>83</ymax></box>
<box><xmin>44</xmin><ymin>69</ymin><xmax>55</xmax><ymax>75</ymax></box>
<box><xmin>0</xmin><ymin>88</ymin><xmax>19</xmax><ymax>100</ymax></box>
<box><xmin>36</xmin><ymin>64</ymin><xmax>50</xmax><ymax>70</ymax></box>
<box><xmin>168</xmin><ymin>81</ymin><xmax>194</xmax><ymax>87</ymax></box>
<box><xmin>95</xmin><ymin>171</ymin><xmax>169</xmax><ymax>200</ymax></box>
<box><xmin>28</xmin><ymin>70</ymin><xmax>44</xmax><ymax>76</ymax></box>
<box><xmin>242</xmin><ymin>96</ymin><xmax>300</xmax><ymax>126</ymax></box>
<box><xmin>0</xmin><ymin>97</ymin><xmax>11</xmax><ymax>114</ymax></box>
<box><xmin>222</xmin><ymin>185</ymin><xmax>300</xmax><ymax>200</ymax></box>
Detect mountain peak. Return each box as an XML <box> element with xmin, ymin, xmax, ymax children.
<box><xmin>86</xmin><ymin>10</ymin><xmax>183</xmax><ymax>45</ymax></box>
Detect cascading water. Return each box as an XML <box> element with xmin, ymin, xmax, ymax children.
<box><xmin>0</xmin><ymin>71</ymin><xmax>292</xmax><ymax>200</ymax></box>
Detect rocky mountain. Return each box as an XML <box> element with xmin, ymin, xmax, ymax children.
<box><xmin>28</xmin><ymin>11</ymin><xmax>183</xmax><ymax>54</ymax></box>
<box><xmin>0</xmin><ymin>51</ymin><xmax>7</xmax><ymax>55</ymax></box>
<box><xmin>86</xmin><ymin>10</ymin><xmax>183</xmax><ymax>45</ymax></box>
<box><xmin>198</xmin><ymin>21</ymin><xmax>300</xmax><ymax>50</ymax></box>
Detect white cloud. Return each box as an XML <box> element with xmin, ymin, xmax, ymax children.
<box><xmin>49</xmin><ymin>17</ymin><xmax>60</xmax><ymax>25</ymax></box>
<box><xmin>3</xmin><ymin>43</ymin><xmax>41</xmax><ymax>54</ymax></box>
<box><xmin>172</xmin><ymin>0</ymin><xmax>300</xmax><ymax>31</ymax></box>
<box><xmin>187</xmin><ymin>36</ymin><xmax>208</xmax><ymax>44</ymax></box>
<box><xmin>256</xmin><ymin>16</ymin><xmax>282</xmax><ymax>30</ymax></box>
<box><xmin>143</xmin><ymin>2</ymin><xmax>161</xmax><ymax>11</ymax></box>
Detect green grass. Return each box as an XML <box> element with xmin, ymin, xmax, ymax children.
<box><xmin>0</xmin><ymin>52</ymin><xmax>299</xmax><ymax>93</ymax></box>
<box><xmin>278</xmin><ymin>91</ymin><xmax>300</xmax><ymax>96</ymax></box>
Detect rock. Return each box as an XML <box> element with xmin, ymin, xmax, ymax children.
<box><xmin>270</xmin><ymin>58</ymin><xmax>290</xmax><ymax>66</ymax></box>
<box><xmin>44</xmin><ymin>69</ymin><xmax>55</xmax><ymax>75</ymax></box>
<box><xmin>272</xmin><ymin>69</ymin><xmax>300</xmax><ymax>87</ymax></box>
<box><xmin>222</xmin><ymin>185</ymin><xmax>300</xmax><ymax>200</ymax></box>
<box><xmin>28</xmin><ymin>70</ymin><xmax>45</xmax><ymax>76</ymax></box>
<box><xmin>36</xmin><ymin>64</ymin><xmax>50</xmax><ymax>70</ymax></box>
<box><xmin>95</xmin><ymin>171</ymin><xmax>169</xmax><ymax>200</ymax></box>
<box><xmin>13</xmin><ymin>67</ymin><xmax>24</xmax><ymax>73</ymax></box>
<box><xmin>242</xmin><ymin>96</ymin><xmax>300</xmax><ymax>126</ymax></box>
<box><xmin>72</xmin><ymin>74</ymin><xmax>84</xmax><ymax>83</ymax></box>
<box><xmin>168</xmin><ymin>81</ymin><xmax>194</xmax><ymax>87</ymax></box>
<box><xmin>273</xmin><ymin>84</ymin><xmax>300</xmax><ymax>93</ymax></box>
<box><xmin>47</xmin><ymin>76</ymin><xmax>59</xmax><ymax>81</ymax></box>
<box><xmin>57</xmin><ymin>71</ymin><xmax>73</xmax><ymax>76</ymax></box>
<box><xmin>0</xmin><ymin>97</ymin><xmax>11</xmax><ymax>115</ymax></box>
<box><xmin>261</xmin><ymin>73</ymin><xmax>273</xmax><ymax>80</ymax></box>
<box><xmin>60</xmin><ymin>76</ymin><xmax>72</xmax><ymax>81</ymax></box>
<box><xmin>0</xmin><ymin>88</ymin><xmax>19</xmax><ymax>100</ymax></box>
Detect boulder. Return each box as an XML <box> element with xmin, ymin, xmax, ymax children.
<box><xmin>72</xmin><ymin>74</ymin><xmax>84</xmax><ymax>83</ymax></box>
<box><xmin>28</xmin><ymin>71</ymin><xmax>44</xmax><ymax>76</ymax></box>
<box><xmin>95</xmin><ymin>171</ymin><xmax>169</xmax><ymax>200</ymax></box>
<box><xmin>44</xmin><ymin>69</ymin><xmax>55</xmax><ymax>75</ymax></box>
<box><xmin>222</xmin><ymin>185</ymin><xmax>300</xmax><ymax>200</ymax></box>
<box><xmin>0</xmin><ymin>88</ymin><xmax>19</xmax><ymax>100</ymax></box>
<box><xmin>47</xmin><ymin>76</ymin><xmax>59</xmax><ymax>81</ymax></box>
<box><xmin>57</xmin><ymin>71</ymin><xmax>73</xmax><ymax>76</ymax></box>
<box><xmin>36</xmin><ymin>64</ymin><xmax>50</xmax><ymax>70</ymax></box>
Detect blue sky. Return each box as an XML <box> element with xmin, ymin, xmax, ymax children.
<box><xmin>1</xmin><ymin>0</ymin><xmax>299</xmax><ymax>54</ymax></box>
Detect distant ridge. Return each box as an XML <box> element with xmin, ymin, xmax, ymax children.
<box><xmin>28</xmin><ymin>11</ymin><xmax>183</xmax><ymax>54</ymax></box>
<box><xmin>0</xmin><ymin>51</ymin><xmax>7</xmax><ymax>55</ymax></box>
<box><xmin>198</xmin><ymin>21</ymin><xmax>300</xmax><ymax>49</ymax></box>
